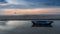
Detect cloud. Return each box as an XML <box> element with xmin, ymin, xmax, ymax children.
<box><xmin>0</xmin><ymin>0</ymin><xmax>7</xmax><ymax>3</ymax></box>
<box><xmin>0</xmin><ymin>0</ymin><xmax>60</xmax><ymax>9</ymax></box>
<box><xmin>0</xmin><ymin>0</ymin><xmax>35</xmax><ymax>6</ymax></box>
<box><xmin>6</xmin><ymin>0</ymin><xmax>27</xmax><ymax>5</ymax></box>
<box><xmin>0</xmin><ymin>0</ymin><xmax>41</xmax><ymax>8</ymax></box>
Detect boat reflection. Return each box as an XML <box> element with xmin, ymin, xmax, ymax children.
<box><xmin>32</xmin><ymin>24</ymin><xmax>53</xmax><ymax>27</ymax></box>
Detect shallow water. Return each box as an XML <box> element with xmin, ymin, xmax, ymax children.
<box><xmin>0</xmin><ymin>20</ymin><xmax>60</xmax><ymax>34</ymax></box>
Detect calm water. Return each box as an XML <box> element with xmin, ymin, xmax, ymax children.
<box><xmin>0</xmin><ymin>20</ymin><xmax>60</xmax><ymax>34</ymax></box>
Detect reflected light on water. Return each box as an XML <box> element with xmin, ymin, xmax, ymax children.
<box><xmin>6</xmin><ymin>20</ymin><xmax>29</xmax><ymax>26</ymax></box>
<box><xmin>32</xmin><ymin>24</ymin><xmax>53</xmax><ymax>27</ymax></box>
<box><xmin>0</xmin><ymin>21</ymin><xmax>29</xmax><ymax>30</ymax></box>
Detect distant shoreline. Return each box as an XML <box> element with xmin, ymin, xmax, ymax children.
<box><xmin>0</xmin><ymin>15</ymin><xmax>60</xmax><ymax>21</ymax></box>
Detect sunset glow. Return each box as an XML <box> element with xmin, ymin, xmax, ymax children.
<box><xmin>2</xmin><ymin>8</ymin><xmax>60</xmax><ymax>15</ymax></box>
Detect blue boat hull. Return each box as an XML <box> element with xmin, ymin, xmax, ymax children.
<box><xmin>32</xmin><ymin>21</ymin><xmax>53</xmax><ymax>25</ymax></box>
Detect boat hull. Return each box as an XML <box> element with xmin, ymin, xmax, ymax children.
<box><xmin>32</xmin><ymin>21</ymin><xmax>53</xmax><ymax>25</ymax></box>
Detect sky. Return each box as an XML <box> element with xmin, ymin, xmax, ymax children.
<box><xmin>0</xmin><ymin>0</ymin><xmax>60</xmax><ymax>8</ymax></box>
<box><xmin>0</xmin><ymin>0</ymin><xmax>60</xmax><ymax>15</ymax></box>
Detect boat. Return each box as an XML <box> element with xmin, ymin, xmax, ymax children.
<box><xmin>32</xmin><ymin>20</ymin><xmax>53</xmax><ymax>25</ymax></box>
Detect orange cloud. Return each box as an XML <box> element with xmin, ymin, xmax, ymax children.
<box><xmin>2</xmin><ymin>8</ymin><xmax>60</xmax><ymax>15</ymax></box>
